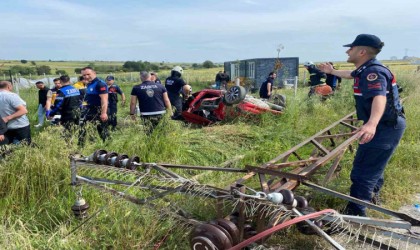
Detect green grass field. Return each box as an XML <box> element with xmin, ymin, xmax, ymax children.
<box><xmin>0</xmin><ymin>62</ymin><xmax>419</xmax><ymax>249</ymax></box>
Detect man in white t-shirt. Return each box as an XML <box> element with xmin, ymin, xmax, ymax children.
<box><xmin>0</xmin><ymin>81</ymin><xmax>31</xmax><ymax>145</ymax></box>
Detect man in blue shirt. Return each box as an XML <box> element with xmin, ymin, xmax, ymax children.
<box><xmin>79</xmin><ymin>67</ymin><xmax>108</xmax><ymax>145</ymax></box>
<box><xmin>106</xmin><ymin>75</ymin><xmax>126</xmax><ymax>131</ymax></box>
<box><xmin>130</xmin><ymin>71</ymin><xmax>172</xmax><ymax>134</ymax></box>
<box><xmin>319</xmin><ymin>34</ymin><xmax>406</xmax><ymax>216</ymax></box>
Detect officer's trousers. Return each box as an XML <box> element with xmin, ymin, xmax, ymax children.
<box><xmin>108</xmin><ymin>103</ymin><xmax>118</xmax><ymax>129</ymax></box>
<box><xmin>345</xmin><ymin>116</ymin><xmax>406</xmax><ymax>216</ymax></box>
<box><xmin>79</xmin><ymin>107</ymin><xmax>109</xmax><ymax>146</ymax></box>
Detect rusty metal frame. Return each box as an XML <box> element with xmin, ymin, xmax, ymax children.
<box><xmin>231</xmin><ymin>112</ymin><xmax>361</xmax><ymax>192</ymax></box>
<box><xmin>70</xmin><ymin>109</ymin><xmax>420</xmax><ymax>249</ymax></box>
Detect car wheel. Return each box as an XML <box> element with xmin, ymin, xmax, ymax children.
<box><xmin>270</xmin><ymin>94</ymin><xmax>286</xmax><ymax>107</ymax></box>
<box><xmin>223</xmin><ymin>86</ymin><xmax>246</xmax><ymax>105</ymax></box>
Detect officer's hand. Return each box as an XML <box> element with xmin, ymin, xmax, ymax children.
<box><xmin>45</xmin><ymin>110</ymin><xmax>51</xmax><ymax>117</ymax></box>
<box><xmin>121</xmin><ymin>100</ymin><xmax>126</xmax><ymax>107</ymax></box>
<box><xmin>100</xmin><ymin>113</ymin><xmax>108</xmax><ymax>122</ymax></box>
<box><xmin>318</xmin><ymin>63</ymin><xmax>334</xmax><ymax>74</ymax></box>
<box><xmin>357</xmin><ymin>124</ymin><xmax>376</xmax><ymax>144</ymax></box>
<box><xmin>0</xmin><ymin>135</ymin><xmax>5</xmax><ymax>142</ymax></box>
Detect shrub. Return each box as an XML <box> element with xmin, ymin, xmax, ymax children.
<box><xmin>36</xmin><ymin>65</ymin><xmax>51</xmax><ymax>75</ymax></box>
<box><xmin>202</xmin><ymin>60</ymin><xmax>215</xmax><ymax>68</ymax></box>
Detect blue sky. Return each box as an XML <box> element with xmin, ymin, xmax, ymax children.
<box><xmin>0</xmin><ymin>0</ymin><xmax>419</xmax><ymax>63</ymax></box>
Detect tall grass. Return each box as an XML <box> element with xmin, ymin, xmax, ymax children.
<box><xmin>0</xmin><ymin>68</ymin><xmax>419</xmax><ymax>249</ymax></box>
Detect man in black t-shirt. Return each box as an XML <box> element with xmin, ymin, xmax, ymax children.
<box><xmin>259</xmin><ymin>72</ymin><xmax>277</xmax><ymax>99</ymax></box>
<box><xmin>34</xmin><ymin>81</ymin><xmax>51</xmax><ymax>128</ymax></box>
<box><xmin>106</xmin><ymin>75</ymin><xmax>126</xmax><ymax>130</ymax></box>
<box><xmin>131</xmin><ymin>71</ymin><xmax>172</xmax><ymax>133</ymax></box>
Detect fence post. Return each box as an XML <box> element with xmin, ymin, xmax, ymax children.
<box><xmin>45</xmin><ymin>73</ymin><xmax>51</xmax><ymax>88</ymax></box>
<box><xmin>303</xmin><ymin>71</ymin><xmax>307</xmax><ymax>85</ymax></box>
<box><xmin>16</xmin><ymin>74</ymin><xmax>20</xmax><ymax>95</ymax></box>
<box><xmin>294</xmin><ymin>76</ymin><xmax>298</xmax><ymax>96</ymax></box>
<box><xmin>130</xmin><ymin>72</ymin><xmax>133</xmax><ymax>82</ymax></box>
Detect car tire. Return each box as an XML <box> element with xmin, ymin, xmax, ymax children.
<box><xmin>270</xmin><ymin>94</ymin><xmax>286</xmax><ymax>107</ymax></box>
<box><xmin>223</xmin><ymin>86</ymin><xmax>246</xmax><ymax>105</ymax></box>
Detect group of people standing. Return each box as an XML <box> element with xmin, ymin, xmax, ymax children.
<box><xmin>46</xmin><ymin>67</ymin><xmax>126</xmax><ymax>144</ymax></box>
<box><xmin>0</xmin><ymin>65</ymin><xmax>190</xmax><ymax>147</ymax></box>
<box><xmin>129</xmin><ymin>65</ymin><xmax>193</xmax><ymax>131</ymax></box>
<box><xmin>0</xmin><ymin>67</ymin><xmax>127</xmax><ymax>147</ymax></box>
<box><xmin>303</xmin><ymin>61</ymin><xmax>342</xmax><ymax>97</ymax></box>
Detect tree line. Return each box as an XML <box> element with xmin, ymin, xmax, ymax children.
<box><xmin>1</xmin><ymin>59</ymin><xmax>219</xmax><ymax>76</ymax></box>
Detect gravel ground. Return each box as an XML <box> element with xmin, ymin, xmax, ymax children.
<box><xmin>336</xmin><ymin>194</ymin><xmax>420</xmax><ymax>250</ymax></box>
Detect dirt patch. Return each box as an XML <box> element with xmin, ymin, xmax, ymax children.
<box><xmin>398</xmin><ymin>193</ymin><xmax>420</xmax><ymax>234</ymax></box>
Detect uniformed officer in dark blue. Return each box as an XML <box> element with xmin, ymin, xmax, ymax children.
<box><xmin>165</xmin><ymin>66</ymin><xmax>186</xmax><ymax>119</ymax></box>
<box><xmin>319</xmin><ymin>34</ymin><xmax>406</xmax><ymax>216</ymax></box>
<box><xmin>259</xmin><ymin>72</ymin><xmax>277</xmax><ymax>99</ymax></box>
<box><xmin>130</xmin><ymin>71</ymin><xmax>172</xmax><ymax>134</ymax></box>
<box><xmin>106</xmin><ymin>75</ymin><xmax>126</xmax><ymax>131</ymax></box>
<box><xmin>47</xmin><ymin>75</ymin><xmax>80</xmax><ymax>131</ymax></box>
<box><xmin>79</xmin><ymin>67</ymin><xmax>108</xmax><ymax>145</ymax></box>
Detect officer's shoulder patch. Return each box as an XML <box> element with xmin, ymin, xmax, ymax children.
<box><xmin>367</xmin><ymin>73</ymin><xmax>378</xmax><ymax>81</ymax></box>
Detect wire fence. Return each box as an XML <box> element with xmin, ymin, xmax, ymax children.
<box><xmin>6</xmin><ymin>66</ymin><xmax>419</xmax><ymax>93</ymax></box>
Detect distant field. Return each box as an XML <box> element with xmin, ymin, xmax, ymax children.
<box><xmin>298</xmin><ymin>60</ymin><xmax>418</xmax><ymax>81</ymax></box>
<box><xmin>1</xmin><ymin>59</ymin><xmax>417</xmax><ymax>86</ymax></box>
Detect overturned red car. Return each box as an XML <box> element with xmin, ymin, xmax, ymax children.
<box><xmin>181</xmin><ymin>86</ymin><xmax>285</xmax><ymax>125</ymax></box>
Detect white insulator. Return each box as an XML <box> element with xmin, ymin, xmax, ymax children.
<box><xmin>110</xmin><ymin>156</ymin><xmax>118</xmax><ymax>165</ymax></box>
<box><xmin>121</xmin><ymin>158</ymin><xmax>129</xmax><ymax>167</ymax></box>
<box><xmin>98</xmin><ymin>154</ymin><xmax>107</xmax><ymax>163</ymax></box>
<box><xmin>291</xmin><ymin>199</ymin><xmax>298</xmax><ymax>208</ymax></box>
<box><xmin>74</xmin><ymin>198</ymin><xmax>86</xmax><ymax>206</ymax></box>
<box><xmin>267</xmin><ymin>193</ymin><xmax>284</xmax><ymax>204</ymax></box>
